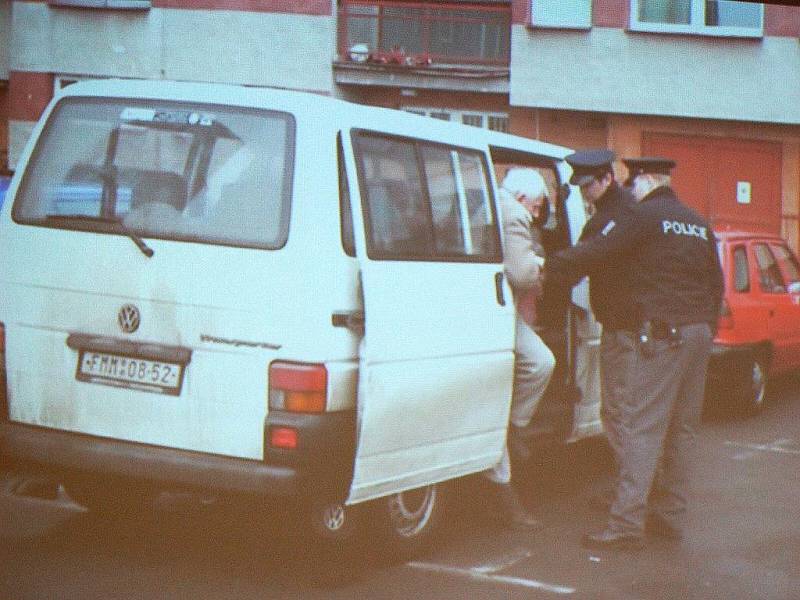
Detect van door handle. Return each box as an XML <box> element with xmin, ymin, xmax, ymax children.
<box><xmin>494</xmin><ymin>272</ymin><xmax>506</xmax><ymax>306</ymax></box>
<box><xmin>332</xmin><ymin>310</ymin><xmax>365</xmax><ymax>332</ymax></box>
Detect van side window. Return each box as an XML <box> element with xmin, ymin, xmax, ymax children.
<box><xmin>353</xmin><ymin>131</ymin><xmax>499</xmax><ymax>262</ymax></box>
<box><xmin>420</xmin><ymin>146</ymin><xmax>497</xmax><ymax>258</ymax></box>
<box><xmin>753</xmin><ymin>243</ymin><xmax>786</xmax><ymax>293</ymax></box>
<box><xmin>355</xmin><ymin>134</ymin><xmax>433</xmax><ymax>258</ymax></box>
<box><xmin>733</xmin><ymin>245</ymin><xmax>750</xmax><ymax>293</ymax></box>
<box><xmin>338</xmin><ymin>137</ymin><xmax>355</xmax><ymax>257</ymax></box>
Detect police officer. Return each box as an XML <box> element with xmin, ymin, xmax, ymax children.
<box><xmin>546</xmin><ymin>157</ymin><xmax>724</xmax><ymax>550</ymax></box>
<box><xmin>565</xmin><ymin>150</ymin><xmax>637</xmax><ymax>510</ymax></box>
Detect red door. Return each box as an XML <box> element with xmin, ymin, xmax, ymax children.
<box><xmin>642</xmin><ymin>134</ymin><xmax>782</xmax><ymax>235</ymax></box>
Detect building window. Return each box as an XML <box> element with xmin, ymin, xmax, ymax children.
<box><xmin>630</xmin><ymin>0</ymin><xmax>763</xmax><ymax>37</ymax></box>
<box><xmin>401</xmin><ymin>107</ymin><xmax>509</xmax><ymax>132</ymax></box>
<box><xmin>530</xmin><ymin>0</ymin><xmax>591</xmax><ymax>30</ymax></box>
<box><xmin>338</xmin><ymin>1</ymin><xmax>511</xmax><ymax>66</ymax></box>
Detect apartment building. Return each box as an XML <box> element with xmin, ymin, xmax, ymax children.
<box><xmin>3</xmin><ymin>1</ymin><xmax>799</xmax><ymax>248</ymax></box>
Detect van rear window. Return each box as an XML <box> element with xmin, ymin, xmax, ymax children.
<box><xmin>13</xmin><ymin>97</ymin><xmax>294</xmax><ymax>250</ymax></box>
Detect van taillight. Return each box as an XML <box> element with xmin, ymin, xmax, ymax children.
<box><xmin>717</xmin><ymin>300</ymin><xmax>734</xmax><ymax>330</ymax></box>
<box><xmin>0</xmin><ymin>323</ymin><xmax>7</xmax><ymax>418</ymax></box>
<box><xmin>268</xmin><ymin>361</ymin><xmax>327</xmax><ymax>413</ymax></box>
<box><xmin>269</xmin><ymin>427</ymin><xmax>298</xmax><ymax>450</ymax></box>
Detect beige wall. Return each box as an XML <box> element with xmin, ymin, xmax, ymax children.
<box><xmin>11</xmin><ymin>2</ymin><xmax>334</xmax><ymax>91</ymax></box>
<box><xmin>510</xmin><ymin>107</ymin><xmax>608</xmax><ymax>153</ymax></box>
<box><xmin>510</xmin><ymin>25</ymin><xmax>800</xmax><ymax>126</ymax></box>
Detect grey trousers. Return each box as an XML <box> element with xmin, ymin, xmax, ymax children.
<box><xmin>599</xmin><ymin>329</ymin><xmax>636</xmax><ymax>466</ymax></box>
<box><xmin>509</xmin><ymin>315</ymin><xmax>556</xmax><ymax>429</ymax></box>
<box><xmin>608</xmin><ymin>322</ymin><xmax>713</xmax><ymax>536</ymax></box>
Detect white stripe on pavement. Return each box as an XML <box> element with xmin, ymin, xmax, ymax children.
<box><xmin>725</xmin><ymin>439</ymin><xmax>800</xmax><ymax>457</ymax></box>
<box><xmin>407</xmin><ymin>561</ymin><xmax>575</xmax><ymax>595</ymax></box>
<box><xmin>471</xmin><ymin>547</ymin><xmax>532</xmax><ymax>574</ymax></box>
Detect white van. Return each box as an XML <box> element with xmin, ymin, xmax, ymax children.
<box><xmin>0</xmin><ymin>80</ymin><xmax>601</xmax><ymax>554</ymax></box>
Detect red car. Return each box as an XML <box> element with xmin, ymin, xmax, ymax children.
<box><xmin>707</xmin><ymin>229</ymin><xmax>800</xmax><ymax>414</ymax></box>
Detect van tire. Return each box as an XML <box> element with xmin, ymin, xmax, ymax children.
<box><xmin>369</xmin><ymin>482</ymin><xmax>444</xmax><ymax>558</ymax></box>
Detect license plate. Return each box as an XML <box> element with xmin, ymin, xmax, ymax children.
<box><xmin>76</xmin><ymin>350</ymin><xmax>184</xmax><ymax>395</ymax></box>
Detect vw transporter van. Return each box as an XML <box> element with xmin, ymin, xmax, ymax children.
<box><xmin>0</xmin><ymin>80</ymin><xmax>601</xmax><ymax>555</ymax></box>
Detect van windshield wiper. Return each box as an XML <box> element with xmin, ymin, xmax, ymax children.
<box><xmin>44</xmin><ymin>214</ymin><xmax>154</xmax><ymax>258</ymax></box>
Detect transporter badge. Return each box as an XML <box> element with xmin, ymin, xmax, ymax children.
<box><xmin>118</xmin><ymin>304</ymin><xmax>141</xmax><ymax>334</ymax></box>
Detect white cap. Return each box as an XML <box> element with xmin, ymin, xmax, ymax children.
<box><xmin>502</xmin><ymin>168</ymin><xmax>547</xmax><ymax>200</ymax></box>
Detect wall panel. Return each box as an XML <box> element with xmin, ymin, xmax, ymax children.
<box><xmin>643</xmin><ymin>133</ymin><xmax>782</xmax><ymax>236</ymax></box>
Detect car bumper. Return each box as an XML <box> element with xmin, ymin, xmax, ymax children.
<box><xmin>0</xmin><ymin>421</ymin><xmax>299</xmax><ymax>496</ymax></box>
<box><xmin>708</xmin><ymin>343</ymin><xmax>755</xmax><ymax>376</ymax></box>
<box><xmin>1</xmin><ymin>410</ymin><xmax>355</xmax><ymax>499</ymax></box>
<box><xmin>710</xmin><ymin>343</ymin><xmax>752</xmax><ymax>360</ymax></box>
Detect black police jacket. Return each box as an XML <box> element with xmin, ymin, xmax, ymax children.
<box><xmin>577</xmin><ymin>182</ymin><xmax>637</xmax><ymax>330</ymax></box>
<box><xmin>548</xmin><ymin>186</ymin><xmax>724</xmax><ymax>329</ymax></box>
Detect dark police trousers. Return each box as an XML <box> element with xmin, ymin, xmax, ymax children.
<box><xmin>608</xmin><ymin>322</ymin><xmax>713</xmax><ymax>535</ymax></box>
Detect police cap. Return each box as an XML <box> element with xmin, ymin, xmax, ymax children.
<box><xmin>623</xmin><ymin>157</ymin><xmax>676</xmax><ymax>185</ymax></box>
<box><xmin>565</xmin><ymin>149</ymin><xmax>615</xmax><ymax>187</ymax></box>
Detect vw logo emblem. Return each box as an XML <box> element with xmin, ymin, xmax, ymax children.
<box><xmin>118</xmin><ymin>304</ymin><xmax>141</xmax><ymax>334</ymax></box>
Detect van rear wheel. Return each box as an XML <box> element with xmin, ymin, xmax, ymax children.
<box><xmin>307</xmin><ymin>483</ymin><xmax>444</xmax><ymax>558</ymax></box>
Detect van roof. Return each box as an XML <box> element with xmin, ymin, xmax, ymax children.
<box><xmin>57</xmin><ymin>79</ymin><xmax>572</xmax><ymax>160</ymax></box>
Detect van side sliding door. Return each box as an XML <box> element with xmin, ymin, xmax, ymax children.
<box><xmin>343</xmin><ymin>130</ymin><xmax>516</xmax><ymax>504</ymax></box>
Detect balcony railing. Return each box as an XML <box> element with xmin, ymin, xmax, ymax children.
<box><xmin>337</xmin><ymin>1</ymin><xmax>511</xmax><ymax>67</ymax></box>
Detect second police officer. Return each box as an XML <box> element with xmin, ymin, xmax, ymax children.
<box><xmin>546</xmin><ymin>157</ymin><xmax>724</xmax><ymax>550</ymax></box>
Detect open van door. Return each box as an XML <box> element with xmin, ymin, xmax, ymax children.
<box><xmin>343</xmin><ymin>130</ymin><xmax>516</xmax><ymax>504</ymax></box>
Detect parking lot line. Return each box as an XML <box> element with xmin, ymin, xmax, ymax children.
<box><xmin>471</xmin><ymin>547</ymin><xmax>533</xmax><ymax>574</ymax></box>
<box><xmin>407</xmin><ymin>561</ymin><xmax>576</xmax><ymax>594</ymax></box>
<box><xmin>725</xmin><ymin>438</ymin><xmax>800</xmax><ymax>457</ymax></box>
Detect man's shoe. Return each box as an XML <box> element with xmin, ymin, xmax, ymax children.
<box><xmin>581</xmin><ymin>528</ymin><xmax>644</xmax><ymax>551</ymax></box>
<box><xmin>645</xmin><ymin>513</ymin><xmax>683</xmax><ymax>540</ymax></box>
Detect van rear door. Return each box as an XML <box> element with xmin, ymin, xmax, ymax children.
<box><xmin>344</xmin><ymin>130</ymin><xmax>515</xmax><ymax>503</ymax></box>
<box><xmin>3</xmin><ymin>93</ymin><xmax>295</xmax><ymax>461</ymax></box>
